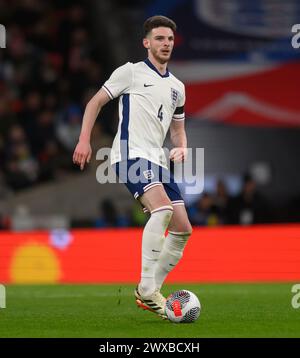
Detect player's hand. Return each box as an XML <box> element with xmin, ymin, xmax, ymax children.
<box><xmin>73</xmin><ymin>141</ymin><xmax>92</xmax><ymax>170</ymax></box>
<box><xmin>169</xmin><ymin>147</ymin><xmax>188</xmax><ymax>162</ymax></box>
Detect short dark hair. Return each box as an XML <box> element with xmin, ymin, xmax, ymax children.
<box><xmin>143</xmin><ymin>15</ymin><xmax>177</xmax><ymax>37</ymax></box>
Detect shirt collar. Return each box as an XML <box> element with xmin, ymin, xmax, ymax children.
<box><xmin>144</xmin><ymin>58</ymin><xmax>170</xmax><ymax>78</ymax></box>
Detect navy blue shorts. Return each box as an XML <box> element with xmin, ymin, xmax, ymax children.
<box><xmin>112</xmin><ymin>158</ymin><xmax>184</xmax><ymax>211</ymax></box>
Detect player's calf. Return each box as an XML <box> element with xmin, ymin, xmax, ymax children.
<box><xmin>155</xmin><ymin>231</ymin><xmax>191</xmax><ymax>290</ymax></box>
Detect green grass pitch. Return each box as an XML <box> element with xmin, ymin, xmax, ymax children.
<box><xmin>0</xmin><ymin>283</ymin><xmax>299</xmax><ymax>338</ymax></box>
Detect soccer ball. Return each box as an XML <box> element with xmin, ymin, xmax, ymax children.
<box><xmin>165</xmin><ymin>290</ymin><xmax>201</xmax><ymax>323</ymax></box>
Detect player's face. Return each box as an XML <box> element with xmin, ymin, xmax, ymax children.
<box><xmin>145</xmin><ymin>27</ymin><xmax>174</xmax><ymax>64</ymax></box>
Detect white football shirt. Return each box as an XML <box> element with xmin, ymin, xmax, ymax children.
<box><xmin>102</xmin><ymin>59</ymin><xmax>185</xmax><ymax>168</ymax></box>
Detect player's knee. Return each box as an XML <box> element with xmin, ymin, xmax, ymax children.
<box><xmin>172</xmin><ymin>222</ymin><xmax>193</xmax><ymax>236</ymax></box>
<box><xmin>146</xmin><ymin>196</ymin><xmax>172</xmax><ymax>214</ymax></box>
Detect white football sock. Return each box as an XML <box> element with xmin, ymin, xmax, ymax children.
<box><xmin>139</xmin><ymin>205</ymin><xmax>173</xmax><ymax>296</ymax></box>
<box><xmin>155</xmin><ymin>231</ymin><xmax>191</xmax><ymax>291</ymax></box>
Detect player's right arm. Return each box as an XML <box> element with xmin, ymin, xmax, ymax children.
<box><xmin>73</xmin><ymin>88</ymin><xmax>111</xmax><ymax>170</ymax></box>
<box><xmin>73</xmin><ymin>62</ymin><xmax>132</xmax><ymax>170</ymax></box>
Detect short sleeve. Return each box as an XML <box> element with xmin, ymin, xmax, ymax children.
<box><xmin>102</xmin><ymin>62</ymin><xmax>133</xmax><ymax>99</ymax></box>
<box><xmin>172</xmin><ymin>85</ymin><xmax>185</xmax><ymax>121</ymax></box>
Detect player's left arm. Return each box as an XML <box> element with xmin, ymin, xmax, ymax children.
<box><xmin>169</xmin><ymin>120</ymin><xmax>188</xmax><ymax>162</ymax></box>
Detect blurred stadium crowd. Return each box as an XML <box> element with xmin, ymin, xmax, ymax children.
<box><xmin>0</xmin><ymin>0</ymin><xmax>104</xmax><ymax>191</ymax></box>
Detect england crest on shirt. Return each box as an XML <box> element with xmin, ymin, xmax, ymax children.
<box><xmin>171</xmin><ymin>88</ymin><xmax>179</xmax><ymax>109</ymax></box>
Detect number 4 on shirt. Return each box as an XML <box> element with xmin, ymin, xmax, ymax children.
<box><xmin>157</xmin><ymin>104</ymin><xmax>163</xmax><ymax>121</ymax></box>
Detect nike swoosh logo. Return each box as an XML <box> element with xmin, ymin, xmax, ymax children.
<box><xmin>169</xmin><ymin>264</ymin><xmax>175</xmax><ymax>267</ymax></box>
<box><xmin>152</xmin><ymin>249</ymin><xmax>161</xmax><ymax>253</ymax></box>
<box><xmin>144</xmin><ymin>84</ymin><xmax>154</xmax><ymax>87</ymax></box>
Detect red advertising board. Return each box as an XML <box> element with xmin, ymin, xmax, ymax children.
<box><xmin>0</xmin><ymin>225</ymin><xmax>299</xmax><ymax>283</ymax></box>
